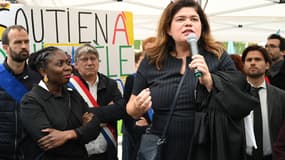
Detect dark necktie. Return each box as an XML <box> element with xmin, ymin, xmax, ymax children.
<box><xmin>251</xmin><ymin>87</ymin><xmax>263</xmax><ymax>160</ymax></box>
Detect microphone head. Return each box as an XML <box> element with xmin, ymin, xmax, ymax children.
<box><xmin>186</xmin><ymin>33</ymin><xmax>197</xmax><ymax>43</ymax></box>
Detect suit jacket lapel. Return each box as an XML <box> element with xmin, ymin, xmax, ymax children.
<box><xmin>266</xmin><ymin>84</ymin><xmax>273</xmax><ymax>131</ymax></box>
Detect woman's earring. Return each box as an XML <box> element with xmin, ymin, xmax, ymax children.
<box><xmin>44</xmin><ymin>75</ymin><xmax>48</xmax><ymax>83</ymax></box>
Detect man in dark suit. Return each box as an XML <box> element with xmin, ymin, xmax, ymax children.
<box><xmin>266</xmin><ymin>34</ymin><xmax>285</xmax><ymax>90</ymax></box>
<box><xmin>242</xmin><ymin>45</ymin><xmax>285</xmax><ymax>160</ymax></box>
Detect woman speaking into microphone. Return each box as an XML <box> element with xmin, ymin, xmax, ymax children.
<box><xmin>126</xmin><ymin>1</ymin><xmax>256</xmax><ymax>160</ymax></box>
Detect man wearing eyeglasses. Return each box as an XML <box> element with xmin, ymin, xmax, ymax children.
<box><xmin>70</xmin><ymin>43</ymin><xmax>125</xmax><ymax>160</ymax></box>
<box><xmin>265</xmin><ymin>34</ymin><xmax>285</xmax><ymax>90</ymax></box>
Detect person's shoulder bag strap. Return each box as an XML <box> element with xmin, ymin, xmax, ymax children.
<box><xmin>159</xmin><ymin>68</ymin><xmax>188</xmax><ymax>144</ymax></box>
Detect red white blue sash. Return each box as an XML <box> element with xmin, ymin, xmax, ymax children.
<box><xmin>69</xmin><ymin>75</ymin><xmax>117</xmax><ymax>147</ymax></box>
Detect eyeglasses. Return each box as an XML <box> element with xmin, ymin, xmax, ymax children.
<box><xmin>265</xmin><ymin>44</ymin><xmax>279</xmax><ymax>49</ymax></box>
<box><xmin>78</xmin><ymin>57</ymin><xmax>97</xmax><ymax>62</ymax></box>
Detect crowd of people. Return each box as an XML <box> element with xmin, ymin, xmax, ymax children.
<box><xmin>1</xmin><ymin>0</ymin><xmax>285</xmax><ymax>160</ymax></box>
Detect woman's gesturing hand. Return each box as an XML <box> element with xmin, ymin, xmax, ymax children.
<box><xmin>127</xmin><ymin>88</ymin><xmax>152</xmax><ymax>119</ymax></box>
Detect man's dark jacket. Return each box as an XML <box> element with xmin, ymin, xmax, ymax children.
<box><xmin>74</xmin><ymin>71</ymin><xmax>126</xmax><ymax>160</ymax></box>
<box><xmin>268</xmin><ymin>59</ymin><xmax>285</xmax><ymax>91</ymax></box>
<box><xmin>0</xmin><ymin>60</ymin><xmax>40</xmax><ymax>160</ymax></box>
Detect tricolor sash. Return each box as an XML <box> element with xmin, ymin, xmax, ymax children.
<box><xmin>0</xmin><ymin>64</ymin><xmax>28</xmax><ymax>103</ymax></box>
<box><xmin>69</xmin><ymin>75</ymin><xmax>117</xmax><ymax>148</ymax></box>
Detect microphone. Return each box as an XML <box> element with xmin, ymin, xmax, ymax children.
<box><xmin>186</xmin><ymin>33</ymin><xmax>202</xmax><ymax>77</ymax></box>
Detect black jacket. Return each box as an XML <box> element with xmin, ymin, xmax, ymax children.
<box><xmin>265</xmin><ymin>84</ymin><xmax>285</xmax><ymax>149</ymax></box>
<box><xmin>268</xmin><ymin>59</ymin><xmax>285</xmax><ymax>91</ymax></box>
<box><xmin>0</xmin><ymin>60</ymin><xmax>40</xmax><ymax>160</ymax></box>
<box><xmin>21</xmin><ymin>85</ymin><xmax>102</xmax><ymax>160</ymax></box>
<box><xmin>189</xmin><ymin>71</ymin><xmax>258</xmax><ymax>160</ymax></box>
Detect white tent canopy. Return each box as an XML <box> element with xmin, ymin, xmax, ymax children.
<box><xmin>19</xmin><ymin>0</ymin><xmax>285</xmax><ymax>42</ymax></box>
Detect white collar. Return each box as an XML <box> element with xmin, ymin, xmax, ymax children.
<box><xmin>38</xmin><ymin>80</ymin><xmax>49</xmax><ymax>91</ymax></box>
<box><xmin>38</xmin><ymin>80</ymin><xmax>73</xmax><ymax>92</ymax></box>
<box><xmin>248</xmin><ymin>80</ymin><xmax>267</xmax><ymax>89</ymax></box>
<box><xmin>86</xmin><ymin>75</ymin><xmax>99</xmax><ymax>86</ymax></box>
